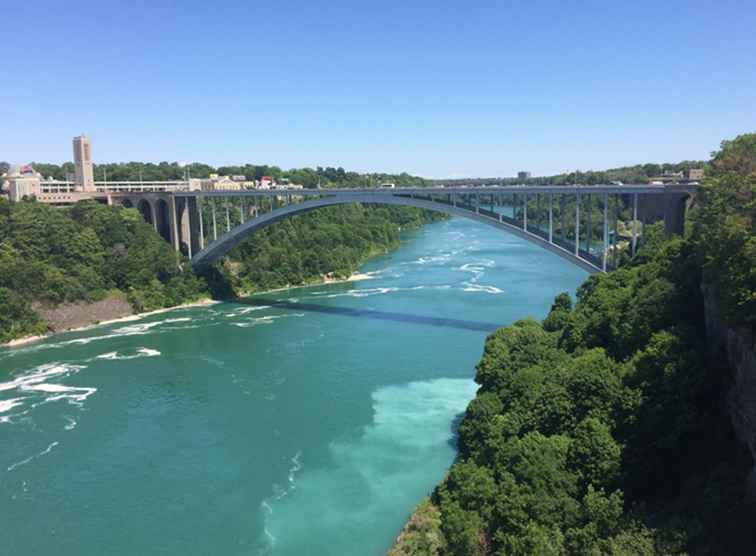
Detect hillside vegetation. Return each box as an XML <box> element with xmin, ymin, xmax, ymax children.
<box><xmin>225</xmin><ymin>204</ymin><xmax>444</xmax><ymax>293</ymax></box>
<box><xmin>0</xmin><ymin>199</ymin><xmax>442</xmax><ymax>343</ymax></box>
<box><xmin>392</xmin><ymin>133</ymin><xmax>756</xmax><ymax>555</ymax></box>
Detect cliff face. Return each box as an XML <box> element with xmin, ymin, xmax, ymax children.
<box><xmin>703</xmin><ymin>283</ymin><xmax>756</xmax><ymax>492</ymax></box>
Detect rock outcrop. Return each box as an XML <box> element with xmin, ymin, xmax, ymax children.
<box><xmin>703</xmin><ymin>283</ymin><xmax>756</xmax><ymax>493</ymax></box>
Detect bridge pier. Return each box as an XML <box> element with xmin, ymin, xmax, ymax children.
<box><xmin>663</xmin><ymin>191</ymin><xmax>689</xmax><ymax>236</ymax></box>
<box><xmin>602</xmin><ymin>193</ymin><xmax>608</xmax><ymax>272</ymax></box>
<box><xmin>632</xmin><ymin>193</ymin><xmax>638</xmax><ymax>256</ymax></box>
<box><xmin>586</xmin><ymin>194</ymin><xmax>592</xmax><ymax>255</ymax></box>
<box><xmin>548</xmin><ymin>193</ymin><xmax>553</xmax><ymax>243</ymax></box>
<box><xmin>198</xmin><ymin>198</ymin><xmax>205</xmax><ymax>250</ymax></box>
<box><xmin>574</xmin><ymin>192</ymin><xmax>580</xmax><ymax>257</ymax></box>
<box><xmin>212</xmin><ymin>202</ymin><xmax>218</xmax><ymax>241</ymax></box>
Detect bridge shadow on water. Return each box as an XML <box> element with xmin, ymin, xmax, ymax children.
<box><xmin>235</xmin><ymin>298</ymin><xmax>502</xmax><ymax>333</ymax></box>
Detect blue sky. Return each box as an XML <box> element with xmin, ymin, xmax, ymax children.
<box><xmin>3</xmin><ymin>0</ymin><xmax>755</xmax><ymax>177</ymax></box>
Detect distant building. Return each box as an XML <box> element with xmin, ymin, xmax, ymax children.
<box><xmin>197</xmin><ymin>174</ymin><xmax>243</xmax><ymax>191</ymax></box>
<box><xmin>6</xmin><ymin>164</ymin><xmax>42</xmax><ymax>202</ymax></box>
<box><xmin>517</xmin><ymin>171</ymin><xmax>531</xmax><ymax>181</ymax></box>
<box><xmin>683</xmin><ymin>168</ymin><xmax>704</xmax><ymax>182</ymax></box>
<box><xmin>260</xmin><ymin>176</ymin><xmax>274</xmax><ymax>189</ymax></box>
<box><xmin>73</xmin><ymin>134</ymin><xmax>95</xmax><ymax>191</ymax></box>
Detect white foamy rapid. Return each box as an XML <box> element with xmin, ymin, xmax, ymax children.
<box><xmin>94</xmin><ymin>347</ymin><xmax>161</xmax><ymax>360</ymax></box>
<box><xmin>259</xmin><ymin>378</ymin><xmax>477</xmax><ymax>555</ymax></box>
<box><xmin>3</xmin><ymin>316</ymin><xmax>196</xmax><ymax>358</ymax></box>
<box><xmin>224</xmin><ymin>306</ymin><xmax>272</xmax><ymax>318</ymax></box>
<box><xmin>0</xmin><ymin>363</ymin><xmax>96</xmax><ymax>428</ymax></box>
<box><xmin>232</xmin><ymin>314</ymin><xmax>306</xmax><ymax>328</ymax></box>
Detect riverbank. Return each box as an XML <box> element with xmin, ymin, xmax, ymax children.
<box><xmin>232</xmin><ymin>270</ymin><xmax>376</xmax><ymax>298</ymax></box>
<box><xmin>387</xmin><ymin>498</ymin><xmax>444</xmax><ymax>556</ymax></box>
<box><xmin>1</xmin><ymin>297</ymin><xmax>219</xmax><ymax>349</ymax></box>
<box><xmin>1</xmin><ymin>271</ymin><xmax>376</xmax><ymax>350</ymax></box>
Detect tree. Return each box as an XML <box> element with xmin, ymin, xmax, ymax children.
<box><xmin>710</xmin><ymin>133</ymin><xmax>756</xmax><ymax>176</ymax></box>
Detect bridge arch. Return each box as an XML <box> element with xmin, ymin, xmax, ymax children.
<box><xmin>191</xmin><ymin>193</ymin><xmax>600</xmax><ymax>273</ymax></box>
<box><xmin>137</xmin><ymin>199</ymin><xmax>153</xmax><ymax>226</ymax></box>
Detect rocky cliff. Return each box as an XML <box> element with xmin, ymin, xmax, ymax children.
<box><xmin>703</xmin><ymin>283</ymin><xmax>756</xmax><ymax>493</ymax></box>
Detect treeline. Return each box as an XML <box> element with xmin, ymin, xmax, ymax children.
<box><xmin>391</xmin><ymin>133</ymin><xmax>756</xmax><ymax>555</ymax></box>
<box><xmin>0</xmin><ymin>198</ymin><xmax>444</xmax><ymax>343</ymax></box>
<box><xmin>6</xmin><ymin>160</ymin><xmax>427</xmax><ymax>189</ymax></box>
<box><xmin>431</xmin><ymin>160</ymin><xmax>707</xmax><ymax>187</ymax></box>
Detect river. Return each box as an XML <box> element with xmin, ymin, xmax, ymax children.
<box><xmin>0</xmin><ymin>218</ymin><xmax>586</xmax><ymax>555</ymax></box>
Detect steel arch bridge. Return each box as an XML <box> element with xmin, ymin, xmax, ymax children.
<box><xmin>110</xmin><ymin>185</ymin><xmax>694</xmax><ymax>274</ymax></box>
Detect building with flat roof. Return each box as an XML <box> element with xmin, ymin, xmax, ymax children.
<box><xmin>73</xmin><ymin>134</ymin><xmax>95</xmax><ymax>191</ymax></box>
<box><xmin>683</xmin><ymin>168</ymin><xmax>704</xmax><ymax>182</ymax></box>
<box><xmin>517</xmin><ymin>171</ymin><xmax>531</xmax><ymax>181</ymax></box>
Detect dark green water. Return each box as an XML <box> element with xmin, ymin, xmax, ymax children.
<box><xmin>0</xmin><ymin>218</ymin><xmax>586</xmax><ymax>555</ymax></box>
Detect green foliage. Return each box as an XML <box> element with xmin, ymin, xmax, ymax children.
<box><xmin>0</xmin><ymin>287</ymin><xmax>46</xmax><ymax>343</ymax></box>
<box><xmin>427</xmin><ymin>140</ymin><xmax>756</xmax><ymax>555</ymax></box>
<box><xmin>710</xmin><ymin>133</ymin><xmax>756</xmax><ymax>177</ymax></box>
<box><xmin>387</xmin><ymin>498</ymin><xmax>445</xmax><ymax>556</ymax></box>
<box><xmin>223</xmin><ymin>204</ymin><xmax>443</xmax><ymax>293</ymax></box>
<box><xmin>693</xmin><ymin>172</ymin><xmax>756</xmax><ymax>332</ymax></box>
<box><xmin>0</xmin><ymin>197</ymin><xmax>444</xmax><ymax>342</ymax></box>
<box><xmin>432</xmin><ymin>160</ymin><xmax>707</xmax><ymax>187</ymax></box>
<box><xmin>0</xmin><ymin>199</ymin><xmax>208</xmax><ymax>340</ymax></box>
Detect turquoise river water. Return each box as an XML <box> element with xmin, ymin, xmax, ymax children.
<box><xmin>0</xmin><ymin>218</ymin><xmax>586</xmax><ymax>555</ymax></box>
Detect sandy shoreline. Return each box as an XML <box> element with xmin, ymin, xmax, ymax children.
<box><xmin>1</xmin><ymin>272</ymin><xmax>375</xmax><ymax>350</ymax></box>
<box><xmin>1</xmin><ymin>298</ymin><xmax>219</xmax><ymax>349</ymax></box>
<box><xmin>235</xmin><ymin>271</ymin><xmax>375</xmax><ymax>297</ymax></box>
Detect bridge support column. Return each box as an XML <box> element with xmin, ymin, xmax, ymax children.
<box><xmin>602</xmin><ymin>193</ymin><xmax>608</xmax><ymax>272</ymax></box>
<box><xmin>169</xmin><ymin>196</ymin><xmax>180</xmax><ymax>253</ymax></box>
<box><xmin>586</xmin><ymin>194</ymin><xmax>592</xmax><ymax>255</ymax></box>
<box><xmin>212</xmin><ymin>202</ymin><xmax>218</xmax><ymax>241</ymax></box>
<box><xmin>574</xmin><ymin>192</ymin><xmax>580</xmax><ymax>257</ymax></box>
<box><xmin>240</xmin><ymin>200</ymin><xmax>245</xmax><ymax>224</ymax></box>
<box><xmin>188</xmin><ymin>196</ymin><xmax>201</xmax><ymax>257</ymax></box>
<box><xmin>226</xmin><ymin>205</ymin><xmax>231</xmax><ymax>232</ymax></box>
<box><xmin>150</xmin><ymin>201</ymin><xmax>158</xmax><ymax>233</ymax></box>
<box><xmin>631</xmin><ymin>193</ymin><xmax>638</xmax><ymax>257</ymax></box>
<box><xmin>612</xmin><ymin>197</ymin><xmax>619</xmax><ymax>269</ymax></box>
<box><xmin>663</xmin><ymin>191</ymin><xmax>688</xmax><ymax>236</ymax></box>
<box><xmin>523</xmin><ymin>194</ymin><xmax>528</xmax><ymax>231</ymax></box>
<box><xmin>475</xmin><ymin>194</ymin><xmax>480</xmax><ymax>214</ymax></box>
<box><xmin>198</xmin><ymin>197</ymin><xmax>205</xmax><ymax>250</ymax></box>
<box><xmin>560</xmin><ymin>194</ymin><xmax>566</xmax><ymax>243</ymax></box>
<box><xmin>548</xmin><ymin>193</ymin><xmax>553</xmax><ymax>243</ymax></box>
<box><xmin>179</xmin><ymin>198</ymin><xmax>193</xmax><ymax>258</ymax></box>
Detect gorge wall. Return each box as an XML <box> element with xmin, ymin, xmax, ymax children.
<box><xmin>703</xmin><ymin>284</ymin><xmax>756</xmax><ymax>493</ymax></box>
